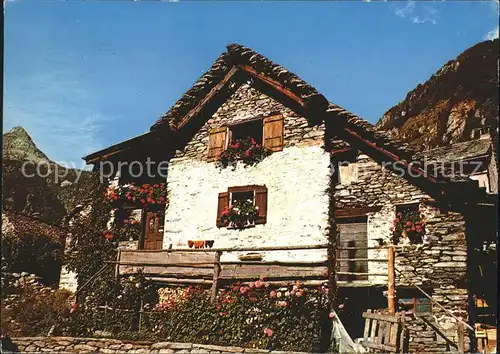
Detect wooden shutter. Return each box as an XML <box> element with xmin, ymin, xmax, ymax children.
<box><xmin>254</xmin><ymin>186</ymin><xmax>268</xmax><ymax>224</ymax></box>
<box><xmin>207</xmin><ymin>127</ymin><xmax>227</xmax><ymax>161</ymax></box>
<box><xmin>263</xmin><ymin>115</ymin><xmax>284</xmax><ymax>151</ymax></box>
<box><xmin>216</xmin><ymin>192</ymin><xmax>229</xmax><ymax>227</ymax></box>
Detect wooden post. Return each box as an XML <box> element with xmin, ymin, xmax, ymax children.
<box><xmin>327</xmin><ymin>234</ymin><xmax>337</xmax><ymax>311</ymax></box>
<box><xmin>387</xmin><ymin>246</ymin><xmax>396</xmax><ymax>314</ymax></box>
<box><xmin>210</xmin><ymin>251</ymin><xmax>221</xmax><ymax>303</ymax></box>
<box><xmin>115</xmin><ymin>249</ymin><xmax>122</xmax><ymax>279</ymax></box>
<box><xmin>457</xmin><ymin>321</ymin><xmax>465</xmax><ymax>354</ymax></box>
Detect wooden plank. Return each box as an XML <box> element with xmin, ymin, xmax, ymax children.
<box><xmin>370</xmin><ymin>318</ymin><xmax>379</xmax><ymax>344</ymax></box>
<box><xmin>147</xmin><ymin>277</ymin><xmax>212</xmax><ymax>285</ymax></box>
<box><xmin>120</xmin><ymin>250</ymin><xmax>216</xmax><ymax>263</ymax></box>
<box><xmin>338</xmin><ymin>272</ymin><xmax>387</xmax><ymax>276</ymax></box>
<box><xmin>457</xmin><ymin>322</ymin><xmax>465</xmax><ymax>354</ymax></box>
<box><xmin>363</xmin><ymin>309</ymin><xmax>372</xmax><ymax>340</ymax></box>
<box><xmin>335</xmin><ymin>207</ymin><xmax>381</xmax><ymax>218</ymax></box>
<box><xmin>377</xmin><ymin>322</ymin><xmax>385</xmax><ymax>345</ymax></box>
<box><xmin>120</xmin><ymin>267</ymin><xmax>213</xmax><ymax>278</ymax></box>
<box><xmin>238</xmin><ymin>65</ymin><xmax>305</xmax><ymax>107</ymax></box>
<box><xmin>337</xmin><ymin>258</ymin><xmax>387</xmax><ymax>262</ymax></box>
<box><xmin>389</xmin><ymin>323</ymin><xmax>398</xmax><ymax>346</ymax></box>
<box><xmin>362</xmin><ymin>312</ymin><xmax>401</xmax><ymax>324</ymax></box>
<box><xmin>399</xmin><ymin>312</ymin><xmax>406</xmax><ymax>353</ymax></box>
<box><xmin>210</xmin><ymin>251</ymin><xmax>221</xmax><ymax>303</ymax></box>
<box><xmin>176</xmin><ymin>67</ymin><xmax>239</xmax><ymax>130</ymax></box>
<box><xmin>363</xmin><ymin>341</ymin><xmax>397</xmax><ymax>353</ymax></box>
<box><xmin>120</xmin><ymin>243</ymin><xmax>329</xmax><ymax>253</ymax></box>
<box><xmin>219</xmin><ymin>264</ymin><xmax>327</xmax><ymax>280</ymax></box>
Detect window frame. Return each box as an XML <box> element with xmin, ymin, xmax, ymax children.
<box><xmin>216</xmin><ymin>185</ymin><xmax>268</xmax><ymax>227</ymax></box>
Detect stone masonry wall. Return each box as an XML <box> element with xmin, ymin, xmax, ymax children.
<box><xmin>10</xmin><ymin>337</ymin><xmax>308</xmax><ymax>354</ymax></box>
<box><xmin>332</xmin><ymin>152</ymin><xmax>470</xmax><ymax>352</ymax></box>
<box><xmin>164</xmin><ymin>84</ymin><xmax>331</xmax><ymax>262</ymax></box>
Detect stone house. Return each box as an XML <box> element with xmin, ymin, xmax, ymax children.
<box><xmin>64</xmin><ymin>44</ymin><xmax>497</xmax><ymax>351</ymax></box>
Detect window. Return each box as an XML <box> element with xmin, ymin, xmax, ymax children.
<box><xmin>337</xmin><ymin>216</ymin><xmax>368</xmax><ymax>281</ymax></box>
<box><xmin>216</xmin><ymin>185</ymin><xmax>268</xmax><ymax>227</ymax></box>
<box><xmin>207</xmin><ymin>114</ymin><xmax>284</xmax><ymax>161</ymax></box>
<box><xmin>338</xmin><ymin>162</ymin><xmax>359</xmax><ymax>185</ymax></box>
<box><xmin>229</xmin><ymin>119</ymin><xmax>263</xmax><ymax>145</ymax></box>
<box><xmin>393</xmin><ymin>203</ymin><xmax>424</xmax><ymax>245</ymax></box>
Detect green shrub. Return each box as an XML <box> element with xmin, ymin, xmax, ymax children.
<box><xmin>1</xmin><ymin>272</ymin><xmax>72</xmax><ymax>337</ymax></box>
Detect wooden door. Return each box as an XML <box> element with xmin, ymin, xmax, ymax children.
<box><xmin>337</xmin><ymin>220</ymin><xmax>368</xmax><ymax>281</ymax></box>
<box><xmin>143</xmin><ymin>211</ymin><xmax>165</xmax><ymax>250</ymax></box>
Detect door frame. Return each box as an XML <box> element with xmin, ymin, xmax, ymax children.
<box><xmin>138</xmin><ymin>204</ymin><xmax>166</xmax><ymax>250</ymax></box>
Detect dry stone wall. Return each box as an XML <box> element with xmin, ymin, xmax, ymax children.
<box><xmin>10</xmin><ymin>337</ymin><xmax>308</xmax><ymax>354</ymax></box>
<box><xmin>331</xmin><ymin>151</ymin><xmax>470</xmax><ymax>352</ymax></box>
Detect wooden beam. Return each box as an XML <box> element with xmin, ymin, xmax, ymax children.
<box><xmin>343</xmin><ymin>127</ymin><xmax>438</xmax><ymax>184</ymax></box>
<box><xmin>335</xmin><ymin>206</ymin><xmax>382</xmax><ymax>218</ymax></box>
<box><xmin>120</xmin><ymin>243</ymin><xmax>329</xmax><ymax>253</ymax></box>
<box><xmin>210</xmin><ymin>251</ymin><xmax>221</xmax><ymax>303</ymax></box>
<box><xmin>176</xmin><ymin>67</ymin><xmax>239</xmax><ymax>130</ymax></box>
<box><xmin>238</xmin><ymin>64</ymin><xmax>305</xmax><ymax>107</ymax></box>
<box><xmin>387</xmin><ymin>246</ymin><xmax>396</xmax><ymax>315</ymax></box>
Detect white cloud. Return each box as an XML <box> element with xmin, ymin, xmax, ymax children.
<box><xmin>4</xmin><ymin>68</ymin><xmax>111</xmax><ymax>167</ymax></box>
<box><xmin>485</xmin><ymin>26</ymin><xmax>499</xmax><ymax>41</ymax></box>
<box><xmin>394</xmin><ymin>1</ymin><xmax>416</xmax><ymax>18</ymax></box>
<box><xmin>391</xmin><ymin>1</ymin><xmax>438</xmax><ymax>25</ymax></box>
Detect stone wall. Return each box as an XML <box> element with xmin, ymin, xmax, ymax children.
<box><xmin>331</xmin><ymin>151</ymin><xmax>470</xmax><ymax>352</ymax></box>
<box><xmin>10</xmin><ymin>337</ymin><xmax>307</xmax><ymax>354</ymax></box>
<box><xmin>164</xmin><ymin>84</ymin><xmax>331</xmax><ymax>262</ymax></box>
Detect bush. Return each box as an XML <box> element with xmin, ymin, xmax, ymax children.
<box><xmin>1</xmin><ymin>271</ymin><xmax>72</xmax><ymax>337</ymax></box>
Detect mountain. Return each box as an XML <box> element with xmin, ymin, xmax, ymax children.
<box><xmin>3</xmin><ymin>127</ymin><xmax>51</xmax><ymax>163</ymax></box>
<box><xmin>376</xmin><ymin>39</ymin><xmax>499</xmax><ymax>149</ymax></box>
<box><xmin>2</xmin><ymin>126</ymin><xmax>97</xmax><ymax>224</ymax></box>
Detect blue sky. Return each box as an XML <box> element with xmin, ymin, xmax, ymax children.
<box><xmin>4</xmin><ymin>1</ymin><xmax>499</xmax><ymax>167</ymax></box>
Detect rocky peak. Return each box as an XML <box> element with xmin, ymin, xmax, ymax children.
<box><xmin>376</xmin><ymin>39</ymin><xmax>498</xmax><ymax>150</ymax></box>
<box><xmin>3</xmin><ymin>126</ymin><xmax>51</xmax><ymax>163</ymax></box>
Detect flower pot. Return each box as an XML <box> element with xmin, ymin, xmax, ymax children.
<box><xmin>205</xmin><ymin>240</ymin><xmax>214</xmax><ymax>248</ymax></box>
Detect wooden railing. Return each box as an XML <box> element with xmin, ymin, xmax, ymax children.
<box><xmin>362</xmin><ymin>309</ymin><xmax>406</xmax><ymax>353</ymax></box>
<box><xmin>110</xmin><ymin>243</ymin><xmax>393</xmax><ymax>305</ymax></box>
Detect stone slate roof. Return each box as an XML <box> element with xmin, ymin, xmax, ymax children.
<box><xmin>88</xmin><ymin>43</ymin><xmax>493</xmax><ymax>202</ymax></box>
<box><xmin>151</xmin><ymin>44</ymin><xmax>328</xmax><ymax>130</ymax></box>
<box><xmin>152</xmin><ymin>43</ymin><xmax>418</xmax><ymax>161</ymax></box>
<box><xmin>415</xmin><ymin>138</ymin><xmax>492</xmax><ymax>163</ymax></box>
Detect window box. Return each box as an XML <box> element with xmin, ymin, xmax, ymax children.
<box><xmin>207</xmin><ymin>114</ymin><xmax>284</xmax><ymax>165</ymax></box>
<box><xmin>216</xmin><ymin>185</ymin><xmax>268</xmax><ymax>228</ymax></box>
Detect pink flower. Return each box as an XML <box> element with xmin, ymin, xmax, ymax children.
<box><xmin>251</xmin><ymin>138</ymin><xmax>257</xmax><ymax>145</ymax></box>
<box><xmin>278</xmin><ymin>301</ymin><xmax>288</xmax><ymax>307</ymax></box>
<box><xmin>248</xmin><ymin>282</ymin><xmax>255</xmax><ymax>288</ymax></box>
<box><xmin>69</xmin><ymin>302</ymin><xmax>78</xmax><ymax>314</ymax></box>
<box><xmin>240</xmin><ymin>286</ymin><xmax>247</xmax><ymax>294</ymax></box>
<box><xmin>329</xmin><ymin>312</ymin><xmax>336</xmax><ymax>319</ymax></box>
<box><xmin>264</xmin><ymin>328</ymin><xmax>273</xmax><ymax>337</ymax></box>
<box><xmin>270</xmin><ymin>290</ymin><xmax>277</xmax><ymax>298</ymax></box>
<box><xmin>338</xmin><ymin>303</ymin><xmax>344</xmax><ymax>309</ymax></box>
<box><xmin>255</xmin><ymin>280</ymin><xmax>263</xmax><ymax>288</ymax></box>
<box><xmin>295</xmin><ymin>291</ymin><xmax>302</xmax><ymax>298</ymax></box>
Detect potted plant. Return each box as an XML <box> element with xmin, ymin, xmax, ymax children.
<box><xmin>221</xmin><ymin>199</ymin><xmax>259</xmax><ymax>229</ymax></box>
<box><xmin>390</xmin><ymin>209</ymin><xmax>426</xmax><ymax>244</ymax></box>
<box><xmin>218</xmin><ymin>137</ymin><xmax>272</xmax><ymax>168</ymax></box>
